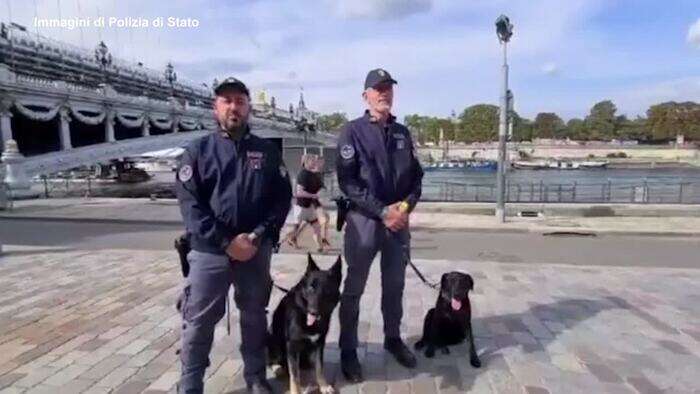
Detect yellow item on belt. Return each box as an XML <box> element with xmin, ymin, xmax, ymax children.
<box><xmin>398</xmin><ymin>201</ymin><xmax>410</xmax><ymax>213</ymax></box>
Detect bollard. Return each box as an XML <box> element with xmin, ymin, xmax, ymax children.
<box><xmin>42</xmin><ymin>175</ymin><xmax>49</xmax><ymax>198</ymax></box>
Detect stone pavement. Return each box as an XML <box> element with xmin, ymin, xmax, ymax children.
<box><xmin>0</xmin><ymin>246</ymin><xmax>699</xmax><ymax>393</ymax></box>
<box><xmin>2</xmin><ymin>198</ymin><xmax>700</xmax><ymax>237</ymax></box>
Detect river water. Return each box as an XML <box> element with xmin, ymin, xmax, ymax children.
<box><xmin>39</xmin><ymin>163</ymin><xmax>700</xmax><ymax>204</ymax></box>
<box><xmin>417</xmin><ymin>167</ymin><xmax>700</xmax><ymax>203</ymax></box>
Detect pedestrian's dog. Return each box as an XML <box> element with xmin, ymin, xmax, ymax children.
<box><xmin>414</xmin><ymin>271</ymin><xmax>481</xmax><ymax>368</ymax></box>
<box><xmin>268</xmin><ymin>254</ymin><xmax>342</xmax><ymax>394</ymax></box>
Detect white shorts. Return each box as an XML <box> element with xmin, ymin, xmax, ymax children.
<box><xmin>294</xmin><ymin>205</ymin><xmax>319</xmax><ymax>223</ymax></box>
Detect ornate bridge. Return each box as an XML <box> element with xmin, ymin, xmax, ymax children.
<box><xmin>0</xmin><ymin>23</ymin><xmax>336</xmax><ymax>198</ymax></box>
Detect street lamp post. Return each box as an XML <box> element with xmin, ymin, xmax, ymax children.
<box><xmin>495</xmin><ymin>14</ymin><xmax>513</xmax><ymax>223</ymax></box>
<box><xmin>94</xmin><ymin>41</ymin><xmax>113</xmax><ymax>84</ymax></box>
<box><xmin>164</xmin><ymin>62</ymin><xmax>177</xmax><ymax>97</ymax></box>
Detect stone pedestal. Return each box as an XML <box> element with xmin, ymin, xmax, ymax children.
<box><xmin>1</xmin><ymin>139</ymin><xmax>40</xmax><ymax>199</ymax></box>
<box><xmin>59</xmin><ymin>107</ymin><xmax>72</xmax><ymax>150</ymax></box>
<box><xmin>105</xmin><ymin>109</ymin><xmax>116</xmax><ymax>143</ymax></box>
<box><xmin>0</xmin><ymin>97</ymin><xmax>13</xmax><ymax>152</ymax></box>
<box><xmin>141</xmin><ymin>116</ymin><xmax>150</xmax><ymax>137</ymax></box>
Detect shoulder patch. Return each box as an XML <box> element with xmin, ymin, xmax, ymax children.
<box><xmin>340</xmin><ymin>144</ymin><xmax>355</xmax><ymax>160</ymax></box>
<box><xmin>178</xmin><ymin>165</ymin><xmax>193</xmax><ymax>182</ymax></box>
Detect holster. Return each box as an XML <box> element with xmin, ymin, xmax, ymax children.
<box><xmin>174</xmin><ymin>232</ymin><xmax>191</xmax><ymax>278</ymax></box>
<box><xmin>333</xmin><ymin>196</ymin><xmax>353</xmax><ymax>231</ymax></box>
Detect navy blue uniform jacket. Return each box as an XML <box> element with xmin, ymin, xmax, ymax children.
<box><xmin>336</xmin><ymin>112</ymin><xmax>423</xmax><ymax>220</ymax></box>
<box><xmin>176</xmin><ymin>130</ymin><xmax>292</xmax><ymax>254</ymax></box>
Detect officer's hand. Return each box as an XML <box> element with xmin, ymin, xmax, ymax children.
<box><xmin>226</xmin><ymin>234</ymin><xmax>258</xmax><ymax>262</ymax></box>
<box><xmin>393</xmin><ymin>202</ymin><xmax>410</xmax><ymax>231</ymax></box>
<box><xmin>398</xmin><ymin>211</ymin><xmax>410</xmax><ymax>229</ymax></box>
<box><xmin>383</xmin><ymin>204</ymin><xmax>407</xmax><ymax>232</ymax></box>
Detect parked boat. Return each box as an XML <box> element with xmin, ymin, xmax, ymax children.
<box><xmin>513</xmin><ymin>160</ymin><xmax>608</xmax><ymax>170</ymax></box>
<box><xmin>424</xmin><ymin>159</ymin><xmax>497</xmax><ymax>171</ymax></box>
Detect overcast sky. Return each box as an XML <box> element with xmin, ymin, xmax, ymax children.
<box><xmin>4</xmin><ymin>0</ymin><xmax>700</xmax><ymax>121</ymax></box>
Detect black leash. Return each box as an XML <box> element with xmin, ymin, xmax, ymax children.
<box><xmin>392</xmin><ymin>231</ymin><xmax>439</xmax><ymax>290</ymax></box>
<box><xmin>401</xmin><ymin>245</ymin><xmax>439</xmax><ymax>290</ymax></box>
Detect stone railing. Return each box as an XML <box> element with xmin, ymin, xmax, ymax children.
<box><xmin>2</xmin><ymin>24</ymin><xmax>212</xmax><ymax>99</ymax></box>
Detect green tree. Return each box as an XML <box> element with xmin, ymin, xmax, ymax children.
<box><xmin>404</xmin><ymin>114</ymin><xmax>444</xmax><ymax>144</ymax></box>
<box><xmin>458</xmin><ymin>104</ymin><xmax>499</xmax><ymax>142</ymax></box>
<box><xmin>404</xmin><ymin>114</ymin><xmax>424</xmax><ymax>143</ymax></box>
<box><xmin>616</xmin><ymin>116</ymin><xmax>650</xmax><ymax>142</ymax></box>
<box><xmin>317</xmin><ymin>112</ymin><xmax>348</xmax><ymax>133</ymax></box>
<box><xmin>647</xmin><ymin>101</ymin><xmax>700</xmax><ymax>142</ymax></box>
<box><xmin>585</xmin><ymin>100</ymin><xmax>618</xmax><ymax>140</ymax></box>
<box><xmin>510</xmin><ymin>112</ymin><xmax>533</xmax><ymax>142</ymax></box>
<box><xmin>565</xmin><ymin>118</ymin><xmax>587</xmax><ymax>140</ymax></box>
<box><xmin>532</xmin><ymin>112</ymin><xmax>565</xmax><ymax>139</ymax></box>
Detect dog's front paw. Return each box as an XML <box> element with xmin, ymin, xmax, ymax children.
<box><xmin>441</xmin><ymin>347</ymin><xmax>450</xmax><ymax>355</ymax></box>
<box><xmin>270</xmin><ymin>363</ymin><xmax>287</xmax><ymax>379</ymax></box>
<box><xmin>470</xmin><ymin>356</ymin><xmax>481</xmax><ymax>368</ymax></box>
<box><xmin>424</xmin><ymin>347</ymin><xmax>435</xmax><ymax>358</ymax></box>
<box><xmin>302</xmin><ymin>386</ymin><xmax>316</xmax><ymax>394</ymax></box>
<box><xmin>320</xmin><ymin>384</ymin><xmax>336</xmax><ymax>394</ymax></box>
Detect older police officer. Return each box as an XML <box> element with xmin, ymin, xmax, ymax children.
<box><xmin>176</xmin><ymin>78</ymin><xmax>292</xmax><ymax>393</ymax></box>
<box><xmin>336</xmin><ymin>69</ymin><xmax>424</xmax><ymax>382</ymax></box>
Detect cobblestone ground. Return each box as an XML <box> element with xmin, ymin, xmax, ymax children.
<box><xmin>0</xmin><ymin>246</ymin><xmax>698</xmax><ymax>393</ymax></box>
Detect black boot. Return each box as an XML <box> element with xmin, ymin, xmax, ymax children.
<box><xmin>384</xmin><ymin>337</ymin><xmax>417</xmax><ymax>368</ymax></box>
<box><xmin>341</xmin><ymin>349</ymin><xmax>363</xmax><ymax>383</ymax></box>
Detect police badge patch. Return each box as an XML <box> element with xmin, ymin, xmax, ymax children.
<box><xmin>340</xmin><ymin>144</ymin><xmax>355</xmax><ymax>159</ymax></box>
<box><xmin>247</xmin><ymin>151</ymin><xmax>264</xmax><ymax>170</ymax></box>
<box><xmin>178</xmin><ymin>165</ymin><xmax>193</xmax><ymax>182</ymax></box>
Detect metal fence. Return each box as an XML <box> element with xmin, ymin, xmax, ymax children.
<box><xmin>13</xmin><ymin>173</ymin><xmax>700</xmax><ymax>205</ymax></box>
<box><xmin>323</xmin><ymin>176</ymin><xmax>700</xmax><ymax>204</ymax></box>
<box><xmin>426</xmin><ymin>180</ymin><xmax>700</xmax><ymax>204</ymax></box>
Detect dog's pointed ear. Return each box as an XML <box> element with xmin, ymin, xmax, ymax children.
<box><xmin>306</xmin><ymin>253</ymin><xmax>319</xmax><ymax>273</ymax></box>
<box><xmin>466</xmin><ymin>274</ymin><xmax>474</xmax><ymax>291</ymax></box>
<box><xmin>329</xmin><ymin>255</ymin><xmax>342</xmax><ymax>281</ymax></box>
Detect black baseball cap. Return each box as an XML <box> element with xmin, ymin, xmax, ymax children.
<box><xmin>364</xmin><ymin>68</ymin><xmax>398</xmax><ymax>90</ymax></box>
<box><xmin>213</xmin><ymin>77</ymin><xmax>250</xmax><ymax>97</ymax></box>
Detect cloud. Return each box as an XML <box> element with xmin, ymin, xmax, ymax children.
<box><xmin>173</xmin><ymin>58</ymin><xmax>255</xmax><ymax>85</ymax></box>
<box><xmin>688</xmin><ymin>18</ymin><xmax>700</xmax><ymax>49</ymax></box>
<box><xmin>5</xmin><ymin>0</ymin><xmax>698</xmax><ymax>120</ymax></box>
<box><xmin>332</xmin><ymin>0</ymin><xmax>432</xmax><ymax>20</ymax></box>
<box><xmin>611</xmin><ymin>77</ymin><xmax>700</xmax><ymax>116</ymax></box>
<box><xmin>541</xmin><ymin>62</ymin><xmax>559</xmax><ymax>76</ymax></box>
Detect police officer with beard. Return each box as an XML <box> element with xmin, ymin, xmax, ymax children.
<box><xmin>176</xmin><ymin>77</ymin><xmax>292</xmax><ymax>393</ymax></box>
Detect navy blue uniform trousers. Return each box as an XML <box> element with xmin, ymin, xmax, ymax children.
<box><xmin>179</xmin><ymin>240</ymin><xmax>272</xmax><ymax>393</ymax></box>
<box><xmin>338</xmin><ymin>211</ymin><xmax>410</xmax><ymax>350</ymax></box>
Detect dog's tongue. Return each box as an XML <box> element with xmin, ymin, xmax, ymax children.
<box><xmin>451</xmin><ymin>298</ymin><xmax>462</xmax><ymax>311</ymax></box>
<box><xmin>307</xmin><ymin>313</ymin><xmax>317</xmax><ymax>326</ymax></box>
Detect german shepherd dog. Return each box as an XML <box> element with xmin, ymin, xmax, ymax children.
<box><xmin>268</xmin><ymin>254</ymin><xmax>342</xmax><ymax>394</ymax></box>
<box><xmin>415</xmin><ymin>271</ymin><xmax>481</xmax><ymax>368</ymax></box>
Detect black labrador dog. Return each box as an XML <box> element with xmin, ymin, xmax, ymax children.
<box><xmin>415</xmin><ymin>271</ymin><xmax>481</xmax><ymax>368</ymax></box>
<box><xmin>268</xmin><ymin>254</ymin><xmax>342</xmax><ymax>394</ymax></box>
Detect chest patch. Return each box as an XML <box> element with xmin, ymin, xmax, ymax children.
<box><xmin>340</xmin><ymin>144</ymin><xmax>355</xmax><ymax>160</ymax></box>
<box><xmin>178</xmin><ymin>165</ymin><xmax>193</xmax><ymax>182</ymax></box>
<box><xmin>247</xmin><ymin>151</ymin><xmax>264</xmax><ymax>170</ymax></box>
